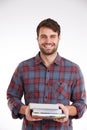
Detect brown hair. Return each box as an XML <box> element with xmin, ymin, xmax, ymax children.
<box><xmin>36</xmin><ymin>18</ymin><xmax>61</xmax><ymax>36</ymax></box>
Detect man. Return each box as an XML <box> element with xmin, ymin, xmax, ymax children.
<box><xmin>7</xmin><ymin>18</ymin><xmax>86</xmax><ymax>130</ymax></box>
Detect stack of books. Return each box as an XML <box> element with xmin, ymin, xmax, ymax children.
<box><xmin>29</xmin><ymin>103</ymin><xmax>66</xmax><ymax>119</ymax></box>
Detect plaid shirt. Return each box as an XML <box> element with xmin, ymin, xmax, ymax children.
<box><xmin>7</xmin><ymin>53</ymin><xmax>86</xmax><ymax>130</ymax></box>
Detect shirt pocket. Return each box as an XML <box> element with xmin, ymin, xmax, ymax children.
<box><xmin>52</xmin><ymin>81</ymin><xmax>70</xmax><ymax>104</ymax></box>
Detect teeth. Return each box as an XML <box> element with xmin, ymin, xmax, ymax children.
<box><xmin>45</xmin><ymin>44</ymin><xmax>52</xmax><ymax>49</ymax></box>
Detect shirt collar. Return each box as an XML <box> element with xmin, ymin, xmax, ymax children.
<box><xmin>35</xmin><ymin>52</ymin><xmax>61</xmax><ymax>66</ymax></box>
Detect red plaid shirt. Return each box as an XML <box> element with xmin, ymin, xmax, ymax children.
<box><xmin>7</xmin><ymin>53</ymin><xmax>86</xmax><ymax>130</ymax></box>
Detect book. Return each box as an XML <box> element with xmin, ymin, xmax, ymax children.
<box><xmin>32</xmin><ymin>108</ymin><xmax>62</xmax><ymax>114</ymax></box>
<box><xmin>29</xmin><ymin>103</ymin><xmax>59</xmax><ymax>110</ymax></box>
<box><xmin>32</xmin><ymin>112</ymin><xmax>66</xmax><ymax>119</ymax></box>
<box><xmin>29</xmin><ymin>103</ymin><xmax>66</xmax><ymax>119</ymax></box>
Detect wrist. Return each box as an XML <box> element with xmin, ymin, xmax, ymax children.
<box><xmin>66</xmin><ymin>105</ymin><xmax>77</xmax><ymax>116</ymax></box>
<box><xmin>19</xmin><ymin>105</ymin><xmax>27</xmax><ymax>115</ymax></box>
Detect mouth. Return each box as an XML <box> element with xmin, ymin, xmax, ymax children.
<box><xmin>45</xmin><ymin>44</ymin><xmax>53</xmax><ymax>49</ymax></box>
<box><xmin>43</xmin><ymin>43</ymin><xmax>54</xmax><ymax>49</ymax></box>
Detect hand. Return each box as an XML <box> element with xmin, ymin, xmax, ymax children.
<box><xmin>54</xmin><ymin>103</ymin><xmax>69</xmax><ymax>123</ymax></box>
<box><xmin>25</xmin><ymin>105</ymin><xmax>42</xmax><ymax>121</ymax></box>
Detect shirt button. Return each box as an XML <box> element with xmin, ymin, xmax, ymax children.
<box><xmin>46</xmin><ymin>82</ymin><xmax>48</xmax><ymax>85</ymax></box>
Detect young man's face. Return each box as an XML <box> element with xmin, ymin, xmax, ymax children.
<box><xmin>37</xmin><ymin>27</ymin><xmax>60</xmax><ymax>55</ymax></box>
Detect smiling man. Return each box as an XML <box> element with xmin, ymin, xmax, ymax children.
<box><xmin>37</xmin><ymin>26</ymin><xmax>60</xmax><ymax>67</ymax></box>
<box><xmin>7</xmin><ymin>18</ymin><xmax>86</xmax><ymax>130</ymax></box>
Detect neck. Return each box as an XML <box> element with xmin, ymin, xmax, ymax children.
<box><xmin>40</xmin><ymin>52</ymin><xmax>57</xmax><ymax>67</ymax></box>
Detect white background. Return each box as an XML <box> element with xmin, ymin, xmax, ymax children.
<box><xmin>0</xmin><ymin>0</ymin><xmax>87</xmax><ymax>130</ymax></box>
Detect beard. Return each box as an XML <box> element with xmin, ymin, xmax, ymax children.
<box><xmin>39</xmin><ymin>43</ymin><xmax>58</xmax><ymax>55</ymax></box>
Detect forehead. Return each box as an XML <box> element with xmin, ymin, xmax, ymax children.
<box><xmin>39</xmin><ymin>27</ymin><xmax>58</xmax><ymax>36</ymax></box>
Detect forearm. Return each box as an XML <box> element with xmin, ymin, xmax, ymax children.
<box><xmin>66</xmin><ymin>105</ymin><xmax>77</xmax><ymax>116</ymax></box>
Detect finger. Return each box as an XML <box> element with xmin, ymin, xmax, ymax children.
<box><xmin>58</xmin><ymin>104</ymin><xmax>69</xmax><ymax>118</ymax></box>
<box><xmin>25</xmin><ymin>106</ymin><xmax>42</xmax><ymax>121</ymax></box>
<box><xmin>54</xmin><ymin>118</ymin><xmax>67</xmax><ymax>123</ymax></box>
<box><xmin>25</xmin><ymin>106</ymin><xmax>34</xmax><ymax>121</ymax></box>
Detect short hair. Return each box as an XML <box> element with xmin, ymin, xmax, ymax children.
<box><xmin>36</xmin><ymin>18</ymin><xmax>61</xmax><ymax>36</ymax></box>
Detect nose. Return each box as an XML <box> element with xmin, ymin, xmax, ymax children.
<box><xmin>45</xmin><ymin>37</ymin><xmax>51</xmax><ymax>43</ymax></box>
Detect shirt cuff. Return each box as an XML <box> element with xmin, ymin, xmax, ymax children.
<box><xmin>11</xmin><ymin>103</ymin><xmax>24</xmax><ymax>119</ymax></box>
<box><xmin>70</xmin><ymin>103</ymin><xmax>86</xmax><ymax>119</ymax></box>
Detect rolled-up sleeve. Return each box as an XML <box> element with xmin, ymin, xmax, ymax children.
<box><xmin>7</xmin><ymin>63</ymin><xmax>24</xmax><ymax>119</ymax></box>
<box><xmin>71</xmin><ymin>65</ymin><xmax>86</xmax><ymax>119</ymax></box>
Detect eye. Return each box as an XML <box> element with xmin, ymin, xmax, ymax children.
<box><xmin>50</xmin><ymin>35</ymin><xmax>56</xmax><ymax>38</ymax></box>
<box><xmin>40</xmin><ymin>35</ymin><xmax>47</xmax><ymax>39</ymax></box>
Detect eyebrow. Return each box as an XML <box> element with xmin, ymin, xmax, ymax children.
<box><xmin>40</xmin><ymin>34</ymin><xmax>57</xmax><ymax>37</ymax></box>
